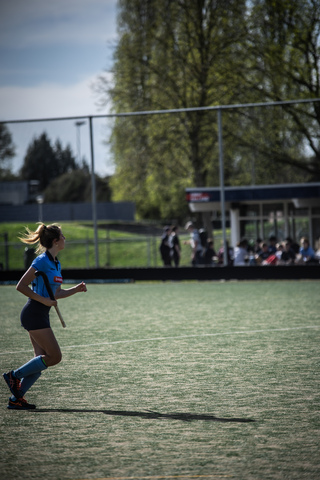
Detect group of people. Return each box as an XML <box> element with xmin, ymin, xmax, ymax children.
<box><xmin>233</xmin><ymin>235</ymin><xmax>320</xmax><ymax>266</ymax></box>
<box><xmin>183</xmin><ymin>221</ymin><xmax>229</xmax><ymax>266</ymax></box>
<box><xmin>160</xmin><ymin>222</ymin><xmax>320</xmax><ymax>268</ymax></box>
<box><xmin>159</xmin><ymin>225</ymin><xmax>182</xmax><ymax>267</ymax></box>
<box><xmin>160</xmin><ymin>222</ymin><xmax>217</xmax><ymax>267</ymax></box>
<box><xmin>160</xmin><ymin>221</ymin><xmax>231</xmax><ymax>267</ymax></box>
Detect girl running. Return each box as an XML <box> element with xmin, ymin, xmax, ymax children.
<box><xmin>3</xmin><ymin>223</ymin><xmax>87</xmax><ymax>409</ymax></box>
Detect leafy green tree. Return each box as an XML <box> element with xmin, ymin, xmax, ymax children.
<box><xmin>241</xmin><ymin>0</ymin><xmax>320</xmax><ymax>180</ymax></box>
<box><xmin>20</xmin><ymin>133</ymin><xmax>77</xmax><ymax>190</ymax></box>
<box><xmin>0</xmin><ymin>123</ymin><xmax>16</xmax><ymax>180</ymax></box>
<box><xmin>44</xmin><ymin>169</ymin><xmax>112</xmax><ymax>203</ymax></box>
<box><xmin>98</xmin><ymin>0</ymin><xmax>320</xmax><ymax>221</ymax></box>
<box><xmin>53</xmin><ymin>140</ymin><xmax>77</xmax><ymax>177</ymax></box>
<box><xmin>103</xmin><ymin>0</ymin><xmax>248</xmax><ymax>220</ymax></box>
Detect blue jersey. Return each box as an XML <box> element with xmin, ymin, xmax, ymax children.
<box><xmin>31</xmin><ymin>251</ymin><xmax>63</xmax><ymax>298</ymax></box>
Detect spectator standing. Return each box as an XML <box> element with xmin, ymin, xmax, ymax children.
<box><xmin>170</xmin><ymin>226</ymin><xmax>181</xmax><ymax>267</ymax></box>
<box><xmin>184</xmin><ymin>221</ymin><xmax>203</xmax><ymax>266</ymax></box>
<box><xmin>315</xmin><ymin>239</ymin><xmax>320</xmax><ymax>261</ymax></box>
<box><xmin>203</xmin><ymin>239</ymin><xmax>218</xmax><ymax>265</ymax></box>
<box><xmin>233</xmin><ymin>239</ymin><xmax>249</xmax><ymax>266</ymax></box>
<box><xmin>159</xmin><ymin>226</ymin><xmax>172</xmax><ymax>266</ymax></box>
<box><xmin>217</xmin><ymin>241</ymin><xmax>234</xmax><ymax>266</ymax></box>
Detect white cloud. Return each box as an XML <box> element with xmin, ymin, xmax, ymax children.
<box><xmin>0</xmin><ymin>0</ymin><xmax>118</xmax><ymax>48</ymax></box>
<box><xmin>0</xmin><ymin>73</ymin><xmax>112</xmax><ymax>120</ymax></box>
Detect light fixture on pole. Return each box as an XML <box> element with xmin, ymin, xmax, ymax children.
<box><xmin>75</xmin><ymin>121</ymin><xmax>86</xmax><ymax>164</ymax></box>
<box><xmin>36</xmin><ymin>195</ymin><xmax>44</xmax><ymax>223</ymax></box>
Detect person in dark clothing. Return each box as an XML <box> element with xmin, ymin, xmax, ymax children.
<box><xmin>285</xmin><ymin>236</ymin><xmax>300</xmax><ymax>255</ymax></box>
<box><xmin>203</xmin><ymin>239</ymin><xmax>218</xmax><ymax>265</ymax></box>
<box><xmin>256</xmin><ymin>242</ymin><xmax>271</xmax><ymax>264</ymax></box>
<box><xmin>159</xmin><ymin>226</ymin><xmax>172</xmax><ymax>266</ymax></box>
<box><xmin>170</xmin><ymin>226</ymin><xmax>181</xmax><ymax>267</ymax></box>
<box><xmin>268</xmin><ymin>235</ymin><xmax>277</xmax><ymax>254</ymax></box>
<box><xmin>217</xmin><ymin>241</ymin><xmax>234</xmax><ymax>266</ymax></box>
<box><xmin>281</xmin><ymin>241</ymin><xmax>296</xmax><ymax>264</ymax></box>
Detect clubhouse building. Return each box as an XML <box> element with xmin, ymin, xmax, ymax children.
<box><xmin>186</xmin><ymin>183</ymin><xmax>320</xmax><ymax>249</ymax></box>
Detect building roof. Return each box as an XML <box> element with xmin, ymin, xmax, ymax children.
<box><xmin>186</xmin><ymin>183</ymin><xmax>320</xmax><ymax>211</ymax></box>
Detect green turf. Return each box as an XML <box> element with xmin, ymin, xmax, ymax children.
<box><xmin>0</xmin><ymin>280</ymin><xmax>320</xmax><ymax>480</ymax></box>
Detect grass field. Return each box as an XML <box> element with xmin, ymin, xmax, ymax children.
<box><xmin>0</xmin><ymin>221</ymin><xmax>226</xmax><ymax>269</ymax></box>
<box><xmin>0</xmin><ymin>280</ymin><xmax>320</xmax><ymax>480</ymax></box>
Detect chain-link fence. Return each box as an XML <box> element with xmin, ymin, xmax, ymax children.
<box><xmin>0</xmin><ymin>230</ymin><xmax>225</xmax><ymax>270</ymax></box>
<box><xmin>2</xmin><ymin>98</ymin><xmax>320</xmax><ymax>267</ymax></box>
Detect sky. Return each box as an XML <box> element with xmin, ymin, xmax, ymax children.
<box><xmin>0</xmin><ymin>0</ymin><xmax>119</xmax><ymax>176</ymax></box>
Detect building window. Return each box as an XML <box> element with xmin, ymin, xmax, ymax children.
<box><xmin>240</xmin><ymin>219</ymin><xmax>261</xmax><ymax>241</ymax></box>
<box><xmin>262</xmin><ymin>203</ymin><xmax>283</xmax><ymax>216</ymax></box>
<box><xmin>239</xmin><ymin>204</ymin><xmax>259</xmax><ymax>217</ymax></box>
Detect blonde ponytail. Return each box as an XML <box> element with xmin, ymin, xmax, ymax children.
<box><xmin>19</xmin><ymin>223</ymin><xmax>61</xmax><ymax>255</ymax></box>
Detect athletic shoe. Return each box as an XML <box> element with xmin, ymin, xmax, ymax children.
<box><xmin>3</xmin><ymin>371</ymin><xmax>22</xmax><ymax>398</ymax></box>
<box><xmin>7</xmin><ymin>397</ymin><xmax>36</xmax><ymax>410</ymax></box>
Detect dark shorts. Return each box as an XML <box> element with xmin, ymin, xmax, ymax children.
<box><xmin>20</xmin><ymin>298</ymin><xmax>51</xmax><ymax>331</ymax></box>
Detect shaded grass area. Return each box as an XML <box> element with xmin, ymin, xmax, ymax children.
<box><xmin>0</xmin><ymin>281</ymin><xmax>319</xmax><ymax>480</ymax></box>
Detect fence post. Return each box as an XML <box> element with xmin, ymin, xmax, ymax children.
<box><xmin>218</xmin><ymin>108</ymin><xmax>228</xmax><ymax>266</ymax></box>
<box><xmin>4</xmin><ymin>233</ymin><xmax>9</xmax><ymax>271</ymax></box>
<box><xmin>147</xmin><ymin>237</ymin><xmax>151</xmax><ymax>267</ymax></box>
<box><xmin>106</xmin><ymin>229</ymin><xmax>110</xmax><ymax>267</ymax></box>
<box><xmin>153</xmin><ymin>235</ymin><xmax>157</xmax><ymax>266</ymax></box>
<box><xmin>89</xmin><ymin>116</ymin><xmax>99</xmax><ymax>268</ymax></box>
<box><xmin>86</xmin><ymin>235</ymin><xmax>89</xmax><ymax>268</ymax></box>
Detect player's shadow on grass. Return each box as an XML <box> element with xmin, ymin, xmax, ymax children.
<box><xmin>33</xmin><ymin>408</ymin><xmax>255</xmax><ymax>423</ymax></box>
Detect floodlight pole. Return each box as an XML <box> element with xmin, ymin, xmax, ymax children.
<box><xmin>218</xmin><ymin>108</ymin><xmax>228</xmax><ymax>267</ymax></box>
<box><xmin>89</xmin><ymin>116</ymin><xmax>99</xmax><ymax>268</ymax></box>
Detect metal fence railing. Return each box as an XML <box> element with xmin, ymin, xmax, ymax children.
<box><xmin>3</xmin><ymin>97</ymin><xmax>320</xmax><ymax>267</ymax></box>
<box><xmin>1</xmin><ymin>233</ymin><xmax>218</xmax><ymax>270</ymax></box>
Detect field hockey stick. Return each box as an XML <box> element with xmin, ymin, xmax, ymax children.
<box><xmin>35</xmin><ymin>270</ymin><xmax>66</xmax><ymax>328</ymax></box>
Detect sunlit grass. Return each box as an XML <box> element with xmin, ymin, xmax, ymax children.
<box><xmin>0</xmin><ymin>280</ymin><xmax>319</xmax><ymax>480</ymax></box>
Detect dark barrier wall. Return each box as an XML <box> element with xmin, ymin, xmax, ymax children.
<box><xmin>0</xmin><ymin>202</ymin><xmax>135</xmax><ymax>223</ymax></box>
<box><xmin>1</xmin><ymin>265</ymin><xmax>320</xmax><ymax>283</ymax></box>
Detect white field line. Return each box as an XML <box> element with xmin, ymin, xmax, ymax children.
<box><xmin>0</xmin><ymin>325</ymin><xmax>319</xmax><ymax>356</ymax></box>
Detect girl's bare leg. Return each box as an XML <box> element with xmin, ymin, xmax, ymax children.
<box><xmin>29</xmin><ymin>328</ymin><xmax>62</xmax><ymax>367</ymax></box>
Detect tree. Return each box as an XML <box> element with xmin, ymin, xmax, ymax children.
<box><xmin>0</xmin><ymin>123</ymin><xmax>16</xmax><ymax>180</ymax></box>
<box><xmin>44</xmin><ymin>169</ymin><xmax>112</xmax><ymax>203</ymax></box>
<box><xmin>242</xmin><ymin>0</ymin><xmax>320</xmax><ymax>180</ymax></box>
<box><xmin>20</xmin><ymin>132</ymin><xmax>77</xmax><ymax>190</ymax></box>
<box><xmin>99</xmin><ymin>0</ymin><xmax>248</xmax><ymax>221</ymax></box>
<box><xmin>53</xmin><ymin>140</ymin><xmax>77</xmax><ymax>177</ymax></box>
<box><xmin>97</xmin><ymin>0</ymin><xmax>320</xmax><ymax>221</ymax></box>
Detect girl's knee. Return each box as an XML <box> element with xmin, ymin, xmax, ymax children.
<box><xmin>55</xmin><ymin>350</ymin><xmax>62</xmax><ymax>365</ymax></box>
<box><xmin>46</xmin><ymin>350</ymin><xmax>62</xmax><ymax>367</ymax></box>
<box><xmin>53</xmin><ymin>350</ymin><xmax>62</xmax><ymax>365</ymax></box>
